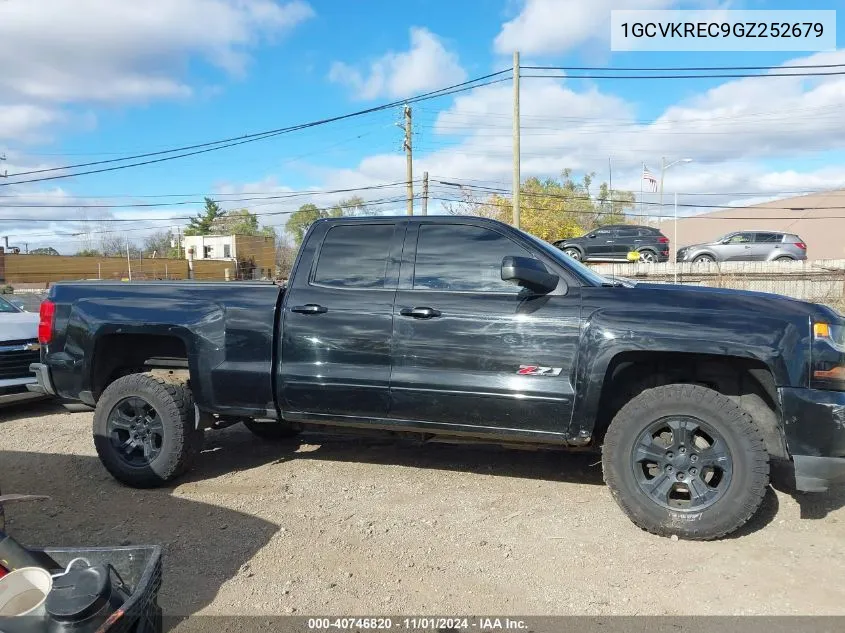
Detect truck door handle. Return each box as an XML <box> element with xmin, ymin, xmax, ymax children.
<box><xmin>291</xmin><ymin>304</ymin><xmax>328</xmax><ymax>314</ymax></box>
<box><xmin>400</xmin><ymin>307</ymin><xmax>441</xmax><ymax>319</ymax></box>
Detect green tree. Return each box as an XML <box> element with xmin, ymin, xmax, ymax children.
<box><xmin>75</xmin><ymin>248</ymin><xmax>102</xmax><ymax>257</ymax></box>
<box><xmin>210</xmin><ymin>208</ymin><xmax>276</xmax><ymax>239</ymax></box>
<box><xmin>328</xmin><ymin>195</ymin><xmax>377</xmax><ymax>217</ymax></box>
<box><xmin>445</xmin><ymin>169</ymin><xmax>635</xmax><ymax>242</ymax></box>
<box><xmin>185</xmin><ymin>197</ymin><xmax>226</xmax><ymax>236</ymax></box>
<box><xmin>285</xmin><ymin>203</ymin><xmax>325</xmax><ymax>245</ymax></box>
<box><xmin>30</xmin><ymin>247</ymin><xmax>60</xmax><ymax>255</ymax></box>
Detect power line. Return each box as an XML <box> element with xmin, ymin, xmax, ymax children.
<box><xmin>523</xmin><ymin>63</ymin><xmax>845</xmax><ymax>72</ymax></box>
<box><xmin>1</xmin><ymin>196</ymin><xmax>413</xmax><ymax>240</ymax></box>
<box><xmin>433</xmin><ymin>182</ymin><xmax>845</xmax><ymax>212</ymax></box>
<box><xmin>1</xmin><ymin>72</ymin><xmax>511</xmax><ymax>187</ymax></box>
<box><xmin>429</xmin><ymin>175</ymin><xmax>845</xmax><ymax>198</ymax></box>
<box><xmin>522</xmin><ymin>70</ymin><xmax>845</xmax><ymax>80</ymax></box>
<box><xmin>0</xmin><ymin>181</ymin><xmax>414</xmax><ymax>209</ymax></box>
<box><xmin>429</xmin><ymin>196</ymin><xmax>845</xmax><ymax>221</ymax></box>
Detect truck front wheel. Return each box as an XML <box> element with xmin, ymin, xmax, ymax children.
<box><xmin>93</xmin><ymin>372</ymin><xmax>203</xmax><ymax>488</ymax></box>
<box><xmin>602</xmin><ymin>384</ymin><xmax>769</xmax><ymax>540</ymax></box>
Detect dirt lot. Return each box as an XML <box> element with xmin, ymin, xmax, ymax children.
<box><xmin>2</xmin><ymin>401</ymin><xmax>845</xmax><ymax>617</ymax></box>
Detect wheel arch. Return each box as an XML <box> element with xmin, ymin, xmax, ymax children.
<box><xmin>90</xmin><ymin>332</ymin><xmax>193</xmax><ymax>400</ymax></box>
<box><xmin>589</xmin><ymin>350</ymin><xmax>787</xmax><ymax>461</ymax></box>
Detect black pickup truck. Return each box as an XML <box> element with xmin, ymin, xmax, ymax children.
<box><xmin>30</xmin><ymin>215</ymin><xmax>845</xmax><ymax>540</ymax></box>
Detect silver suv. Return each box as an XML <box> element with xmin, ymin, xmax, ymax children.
<box><xmin>676</xmin><ymin>231</ymin><xmax>807</xmax><ymax>264</ymax></box>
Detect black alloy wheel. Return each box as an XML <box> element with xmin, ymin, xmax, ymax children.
<box><xmin>632</xmin><ymin>416</ymin><xmax>732</xmax><ymax>511</ymax></box>
<box><xmin>107</xmin><ymin>396</ymin><xmax>165</xmax><ymax>467</ymax></box>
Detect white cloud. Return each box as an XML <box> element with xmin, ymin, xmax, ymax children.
<box><xmin>0</xmin><ymin>0</ymin><xmax>314</xmax><ymax>142</ymax></box>
<box><xmin>0</xmin><ymin>105</ymin><xmax>63</xmax><ymax>142</ymax></box>
<box><xmin>0</xmin><ymin>0</ymin><xmax>314</xmax><ymax>103</ymax></box>
<box><xmin>493</xmin><ymin>0</ymin><xmax>732</xmax><ymax>56</ymax></box>
<box><xmin>494</xmin><ymin>0</ymin><xmax>680</xmax><ymax>56</ymax></box>
<box><xmin>329</xmin><ymin>27</ymin><xmax>467</xmax><ymax>100</ymax></box>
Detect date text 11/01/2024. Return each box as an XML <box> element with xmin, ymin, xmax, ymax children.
<box><xmin>306</xmin><ymin>618</ymin><xmax>528</xmax><ymax>630</ymax></box>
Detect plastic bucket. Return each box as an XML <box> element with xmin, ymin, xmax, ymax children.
<box><xmin>0</xmin><ymin>566</ymin><xmax>53</xmax><ymax>617</ymax></box>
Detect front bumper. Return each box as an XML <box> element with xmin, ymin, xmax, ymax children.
<box><xmin>780</xmin><ymin>387</ymin><xmax>845</xmax><ymax>492</ymax></box>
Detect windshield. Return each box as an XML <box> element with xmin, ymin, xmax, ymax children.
<box><xmin>521</xmin><ymin>231</ymin><xmax>613</xmax><ymax>287</ymax></box>
<box><xmin>0</xmin><ymin>296</ymin><xmax>22</xmax><ymax>313</ymax></box>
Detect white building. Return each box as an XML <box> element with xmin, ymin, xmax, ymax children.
<box><xmin>182</xmin><ymin>235</ymin><xmax>236</xmax><ymax>261</ymax></box>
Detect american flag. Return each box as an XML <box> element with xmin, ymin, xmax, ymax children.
<box><xmin>642</xmin><ymin>165</ymin><xmax>658</xmax><ymax>192</ymax></box>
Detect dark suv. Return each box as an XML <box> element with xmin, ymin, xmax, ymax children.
<box><xmin>553</xmin><ymin>225</ymin><xmax>670</xmax><ymax>263</ymax></box>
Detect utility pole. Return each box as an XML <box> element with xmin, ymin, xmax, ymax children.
<box><xmin>512</xmin><ymin>51</ymin><xmax>521</xmax><ymax>229</ymax></box>
<box><xmin>674</xmin><ymin>192</ymin><xmax>679</xmax><ymax>284</ymax></box>
<box><xmin>608</xmin><ymin>157</ymin><xmax>613</xmax><ymax>220</ymax></box>
<box><xmin>126</xmin><ymin>239</ymin><xmax>132</xmax><ymax>281</ymax></box>
<box><xmin>404</xmin><ymin>105</ymin><xmax>413</xmax><ymax>215</ymax></box>
<box><xmin>0</xmin><ymin>154</ymin><xmax>6</xmax><ymax>178</ymax></box>
<box><xmin>658</xmin><ymin>156</ymin><xmax>666</xmax><ymax>227</ymax></box>
<box><xmin>422</xmin><ymin>171</ymin><xmax>429</xmax><ymax>216</ymax></box>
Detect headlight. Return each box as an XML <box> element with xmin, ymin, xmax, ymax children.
<box><xmin>812</xmin><ymin>321</ymin><xmax>845</xmax><ymax>389</ymax></box>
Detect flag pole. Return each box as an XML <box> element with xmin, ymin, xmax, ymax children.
<box><xmin>640</xmin><ymin>163</ymin><xmax>644</xmax><ymax>226</ymax></box>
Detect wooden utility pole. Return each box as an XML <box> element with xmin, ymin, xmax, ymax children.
<box><xmin>422</xmin><ymin>171</ymin><xmax>429</xmax><ymax>216</ymax></box>
<box><xmin>404</xmin><ymin>105</ymin><xmax>413</xmax><ymax>215</ymax></box>
<box><xmin>512</xmin><ymin>51</ymin><xmax>521</xmax><ymax>229</ymax></box>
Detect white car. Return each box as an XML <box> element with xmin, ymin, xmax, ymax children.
<box><xmin>0</xmin><ymin>295</ymin><xmax>43</xmax><ymax>405</ymax></box>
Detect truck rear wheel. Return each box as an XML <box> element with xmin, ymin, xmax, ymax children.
<box><xmin>93</xmin><ymin>372</ymin><xmax>203</xmax><ymax>488</ymax></box>
<box><xmin>602</xmin><ymin>384</ymin><xmax>769</xmax><ymax>540</ymax></box>
<box><xmin>243</xmin><ymin>420</ymin><xmax>301</xmax><ymax>441</ymax></box>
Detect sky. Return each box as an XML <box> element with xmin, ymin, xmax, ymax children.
<box><xmin>1</xmin><ymin>0</ymin><xmax>844</xmax><ymax>253</ymax></box>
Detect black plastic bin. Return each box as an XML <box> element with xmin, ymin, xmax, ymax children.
<box><xmin>25</xmin><ymin>546</ymin><xmax>163</xmax><ymax>633</ymax></box>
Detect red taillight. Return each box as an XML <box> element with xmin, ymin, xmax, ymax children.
<box><xmin>795</xmin><ymin>241</ymin><xmax>807</xmax><ymax>250</ymax></box>
<box><xmin>38</xmin><ymin>300</ymin><xmax>55</xmax><ymax>344</ymax></box>
<box><xmin>657</xmin><ymin>236</ymin><xmax>669</xmax><ymax>243</ymax></box>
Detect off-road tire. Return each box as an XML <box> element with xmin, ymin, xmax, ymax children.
<box><xmin>602</xmin><ymin>384</ymin><xmax>769</xmax><ymax>540</ymax></box>
<box><xmin>243</xmin><ymin>420</ymin><xmax>301</xmax><ymax>441</ymax></box>
<box><xmin>93</xmin><ymin>372</ymin><xmax>203</xmax><ymax>488</ymax></box>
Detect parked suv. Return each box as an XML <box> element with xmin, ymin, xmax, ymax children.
<box><xmin>553</xmin><ymin>225</ymin><xmax>670</xmax><ymax>263</ymax></box>
<box><xmin>676</xmin><ymin>231</ymin><xmax>808</xmax><ymax>264</ymax></box>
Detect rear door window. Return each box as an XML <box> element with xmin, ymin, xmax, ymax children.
<box><xmin>754</xmin><ymin>232</ymin><xmax>783</xmax><ymax>243</ymax></box>
<box><xmin>614</xmin><ymin>227</ymin><xmax>640</xmax><ymax>238</ymax></box>
<box><xmin>313</xmin><ymin>224</ymin><xmax>395</xmax><ymax>289</ymax></box>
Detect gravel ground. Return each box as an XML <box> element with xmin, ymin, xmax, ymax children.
<box><xmin>2</xmin><ymin>401</ymin><xmax>845</xmax><ymax>617</ymax></box>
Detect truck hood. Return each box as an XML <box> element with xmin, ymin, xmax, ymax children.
<box><xmin>631</xmin><ymin>281</ymin><xmax>839</xmax><ymax>321</ymax></box>
<box><xmin>0</xmin><ymin>312</ymin><xmax>39</xmax><ymax>342</ymax></box>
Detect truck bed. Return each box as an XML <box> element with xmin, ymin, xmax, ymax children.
<box><xmin>43</xmin><ymin>280</ymin><xmax>283</xmax><ymax>417</ymax></box>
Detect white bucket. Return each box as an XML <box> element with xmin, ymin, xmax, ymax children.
<box><xmin>0</xmin><ymin>566</ymin><xmax>53</xmax><ymax>617</ymax></box>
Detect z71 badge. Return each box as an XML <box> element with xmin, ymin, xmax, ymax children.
<box><xmin>517</xmin><ymin>365</ymin><xmax>562</xmax><ymax>376</ymax></box>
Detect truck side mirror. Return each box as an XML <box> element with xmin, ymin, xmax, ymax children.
<box><xmin>501</xmin><ymin>256</ymin><xmax>559</xmax><ymax>294</ymax></box>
